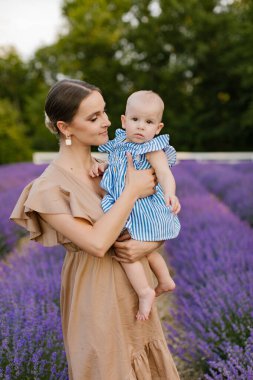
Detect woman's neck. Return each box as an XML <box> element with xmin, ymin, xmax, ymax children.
<box><xmin>54</xmin><ymin>142</ymin><xmax>93</xmax><ymax>174</ymax></box>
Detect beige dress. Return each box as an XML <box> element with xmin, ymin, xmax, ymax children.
<box><xmin>10</xmin><ymin>162</ymin><xmax>180</xmax><ymax>380</ymax></box>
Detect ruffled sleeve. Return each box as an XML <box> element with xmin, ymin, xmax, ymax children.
<box><xmin>132</xmin><ymin>134</ymin><xmax>177</xmax><ymax>167</ymax></box>
<box><xmin>10</xmin><ymin>178</ymin><xmax>93</xmax><ymax>248</ymax></box>
<box><xmin>98</xmin><ymin>129</ymin><xmax>126</xmax><ymax>153</ymax></box>
<box><xmin>98</xmin><ymin>138</ymin><xmax>116</xmax><ymax>153</ymax></box>
<box><xmin>164</xmin><ymin>144</ymin><xmax>177</xmax><ymax>167</ymax></box>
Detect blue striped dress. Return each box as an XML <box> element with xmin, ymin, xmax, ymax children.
<box><xmin>98</xmin><ymin>129</ymin><xmax>181</xmax><ymax>241</ymax></box>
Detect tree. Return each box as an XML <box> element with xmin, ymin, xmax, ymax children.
<box><xmin>33</xmin><ymin>0</ymin><xmax>134</xmax><ymax>139</ymax></box>
<box><xmin>1</xmin><ymin>0</ymin><xmax>252</xmax><ymax>155</ymax></box>
<box><xmin>0</xmin><ymin>47</ymin><xmax>28</xmax><ymax>112</ymax></box>
<box><xmin>0</xmin><ymin>99</ymin><xmax>32</xmax><ymax>163</ymax></box>
<box><xmin>117</xmin><ymin>0</ymin><xmax>253</xmax><ymax>150</ymax></box>
<box><xmin>0</xmin><ymin>47</ymin><xmax>59</xmax><ymax>153</ymax></box>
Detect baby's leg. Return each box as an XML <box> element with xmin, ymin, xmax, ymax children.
<box><xmin>147</xmin><ymin>251</ymin><xmax>176</xmax><ymax>297</ymax></box>
<box><xmin>121</xmin><ymin>261</ymin><xmax>155</xmax><ymax>321</ymax></box>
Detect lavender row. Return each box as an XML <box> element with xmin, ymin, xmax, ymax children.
<box><xmin>166</xmin><ymin>165</ymin><xmax>253</xmax><ymax>379</ymax></box>
<box><xmin>0</xmin><ymin>185</ymin><xmax>28</xmax><ymax>257</ymax></box>
<box><xmin>182</xmin><ymin>161</ymin><xmax>253</xmax><ymax>226</ymax></box>
<box><xmin>228</xmin><ymin>161</ymin><xmax>253</xmax><ymax>175</ymax></box>
<box><xmin>0</xmin><ymin>163</ymin><xmax>46</xmax><ymax>192</ymax></box>
<box><xmin>0</xmin><ymin>243</ymin><xmax>68</xmax><ymax>380</ymax></box>
<box><xmin>2</xmin><ymin>161</ymin><xmax>252</xmax><ymax>378</ymax></box>
<box><xmin>0</xmin><ymin>163</ymin><xmax>47</xmax><ymax>257</ymax></box>
<box><xmin>206</xmin><ymin>332</ymin><xmax>253</xmax><ymax>380</ymax></box>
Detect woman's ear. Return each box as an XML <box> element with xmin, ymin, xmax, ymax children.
<box><xmin>121</xmin><ymin>115</ymin><xmax>126</xmax><ymax>129</ymax></box>
<box><xmin>155</xmin><ymin>122</ymin><xmax>164</xmax><ymax>135</ymax></box>
<box><xmin>56</xmin><ymin>121</ymin><xmax>70</xmax><ymax>137</ymax></box>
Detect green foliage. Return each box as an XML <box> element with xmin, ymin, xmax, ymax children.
<box><xmin>0</xmin><ymin>0</ymin><xmax>252</xmax><ymax>157</ymax></box>
<box><xmin>0</xmin><ymin>47</ymin><xmax>59</xmax><ymax>154</ymax></box>
<box><xmin>33</xmin><ymin>0</ymin><xmax>133</xmax><ymax>138</ymax></box>
<box><xmin>23</xmin><ymin>82</ymin><xmax>59</xmax><ymax>151</ymax></box>
<box><xmin>0</xmin><ymin>47</ymin><xmax>28</xmax><ymax>111</ymax></box>
<box><xmin>0</xmin><ymin>99</ymin><xmax>32</xmax><ymax>163</ymax></box>
<box><xmin>114</xmin><ymin>0</ymin><xmax>253</xmax><ymax>150</ymax></box>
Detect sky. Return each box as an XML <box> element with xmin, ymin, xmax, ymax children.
<box><xmin>0</xmin><ymin>0</ymin><xmax>64</xmax><ymax>59</ymax></box>
<box><xmin>0</xmin><ymin>0</ymin><xmax>235</xmax><ymax>60</ymax></box>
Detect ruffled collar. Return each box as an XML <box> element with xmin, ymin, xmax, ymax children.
<box><xmin>113</xmin><ymin>128</ymin><xmax>170</xmax><ymax>153</ymax></box>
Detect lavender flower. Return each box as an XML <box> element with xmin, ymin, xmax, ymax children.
<box><xmin>0</xmin><ymin>163</ymin><xmax>46</xmax><ymax>257</ymax></box>
<box><xmin>0</xmin><ymin>163</ymin><xmax>46</xmax><ymax>192</ymax></box>
<box><xmin>1</xmin><ymin>161</ymin><xmax>252</xmax><ymax>379</ymax></box>
<box><xmin>0</xmin><ymin>243</ymin><xmax>68</xmax><ymax>379</ymax></box>
<box><xmin>166</xmin><ymin>164</ymin><xmax>253</xmax><ymax>377</ymax></box>
<box><xmin>182</xmin><ymin>161</ymin><xmax>253</xmax><ymax>225</ymax></box>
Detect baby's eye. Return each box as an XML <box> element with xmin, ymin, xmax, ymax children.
<box><xmin>146</xmin><ymin>120</ymin><xmax>153</xmax><ymax>124</ymax></box>
<box><xmin>132</xmin><ymin>117</ymin><xmax>138</xmax><ymax>121</ymax></box>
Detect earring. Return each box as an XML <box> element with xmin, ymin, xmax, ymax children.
<box><xmin>65</xmin><ymin>135</ymin><xmax>72</xmax><ymax>146</ymax></box>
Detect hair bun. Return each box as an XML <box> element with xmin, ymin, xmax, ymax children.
<box><xmin>44</xmin><ymin>112</ymin><xmax>59</xmax><ymax>135</ymax></box>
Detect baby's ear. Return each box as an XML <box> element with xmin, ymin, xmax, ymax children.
<box><xmin>121</xmin><ymin>114</ymin><xmax>126</xmax><ymax>129</ymax></box>
<box><xmin>155</xmin><ymin>122</ymin><xmax>164</xmax><ymax>135</ymax></box>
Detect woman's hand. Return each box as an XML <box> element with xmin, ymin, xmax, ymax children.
<box><xmin>125</xmin><ymin>153</ymin><xmax>157</xmax><ymax>199</ymax></box>
<box><xmin>113</xmin><ymin>234</ymin><xmax>164</xmax><ymax>263</ymax></box>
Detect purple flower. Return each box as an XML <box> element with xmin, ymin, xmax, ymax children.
<box><xmin>182</xmin><ymin>161</ymin><xmax>253</xmax><ymax>225</ymax></box>
<box><xmin>0</xmin><ymin>243</ymin><xmax>68</xmax><ymax>379</ymax></box>
<box><xmin>166</xmin><ymin>163</ymin><xmax>253</xmax><ymax>377</ymax></box>
<box><xmin>0</xmin><ymin>163</ymin><xmax>46</xmax><ymax>257</ymax></box>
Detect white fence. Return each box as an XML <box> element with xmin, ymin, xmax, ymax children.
<box><xmin>33</xmin><ymin>151</ymin><xmax>253</xmax><ymax>165</ymax></box>
<box><xmin>33</xmin><ymin>152</ymin><xmax>108</xmax><ymax>164</ymax></box>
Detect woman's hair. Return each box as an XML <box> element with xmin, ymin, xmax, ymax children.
<box><xmin>44</xmin><ymin>79</ymin><xmax>101</xmax><ymax>135</ymax></box>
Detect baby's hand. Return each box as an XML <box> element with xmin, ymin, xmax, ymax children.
<box><xmin>166</xmin><ymin>195</ymin><xmax>181</xmax><ymax>214</ymax></box>
<box><xmin>89</xmin><ymin>160</ymin><xmax>108</xmax><ymax>177</ymax></box>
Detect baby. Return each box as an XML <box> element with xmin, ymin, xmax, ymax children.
<box><xmin>90</xmin><ymin>91</ymin><xmax>181</xmax><ymax>320</ymax></box>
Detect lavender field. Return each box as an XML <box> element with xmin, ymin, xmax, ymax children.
<box><xmin>0</xmin><ymin>163</ymin><xmax>46</xmax><ymax>257</ymax></box>
<box><xmin>0</xmin><ymin>161</ymin><xmax>253</xmax><ymax>379</ymax></box>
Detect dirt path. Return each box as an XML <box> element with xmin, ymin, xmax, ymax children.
<box><xmin>156</xmin><ymin>293</ymin><xmax>201</xmax><ymax>380</ymax></box>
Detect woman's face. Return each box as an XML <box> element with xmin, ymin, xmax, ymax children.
<box><xmin>68</xmin><ymin>90</ymin><xmax>111</xmax><ymax>146</ymax></box>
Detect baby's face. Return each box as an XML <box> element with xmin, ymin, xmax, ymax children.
<box><xmin>121</xmin><ymin>99</ymin><xmax>164</xmax><ymax>143</ymax></box>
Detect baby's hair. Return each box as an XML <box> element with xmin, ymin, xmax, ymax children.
<box><xmin>125</xmin><ymin>90</ymin><xmax>164</xmax><ymax>120</ymax></box>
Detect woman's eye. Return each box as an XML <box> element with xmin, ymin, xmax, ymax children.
<box><xmin>91</xmin><ymin>116</ymin><xmax>97</xmax><ymax>122</ymax></box>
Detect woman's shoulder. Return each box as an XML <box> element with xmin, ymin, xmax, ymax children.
<box><xmin>24</xmin><ymin>162</ymin><xmax>60</xmax><ymax>185</ymax></box>
<box><xmin>10</xmin><ymin>165</ymin><xmax>70</xmax><ymax>219</ymax></box>
<box><xmin>11</xmin><ymin>161</ymin><xmax>102</xmax><ymax>220</ymax></box>
<box><xmin>30</xmin><ymin>161</ymin><xmax>81</xmax><ymax>190</ymax></box>
<box><xmin>16</xmin><ymin>164</ymin><xmax>65</xmax><ymax>203</ymax></box>
<box><xmin>9</xmin><ymin>162</ymin><xmax>96</xmax><ymax>248</ymax></box>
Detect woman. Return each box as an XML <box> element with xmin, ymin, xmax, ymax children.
<box><xmin>10</xmin><ymin>79</ymin><xmax>180</xmax><ymax>380</ymax></box>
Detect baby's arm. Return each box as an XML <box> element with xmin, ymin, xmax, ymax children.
<box><xmin>146</xmin><ymin>150</ymin><xmax>180</xmax><ymax>213</ymax></box>
<box><xmin>89</xmin><ymin>157</ymin><xmax>108</xmax><ymax>177</ymax></box>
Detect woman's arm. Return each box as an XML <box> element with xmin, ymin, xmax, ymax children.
<box><xmin>40</xmin><ymin>154</ymin><xmax>157</xmax><ymax>258</ymax></box>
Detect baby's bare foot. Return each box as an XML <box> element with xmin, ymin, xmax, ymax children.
<box><xmin>136</xmin><ymin>288</ymin><xmax>155</xmax><ymax>321</ymax></box>
<box><xmin>155</xmin><ymin>278</ymin><xmax>176</xmax><ymax>297</ymax></box>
